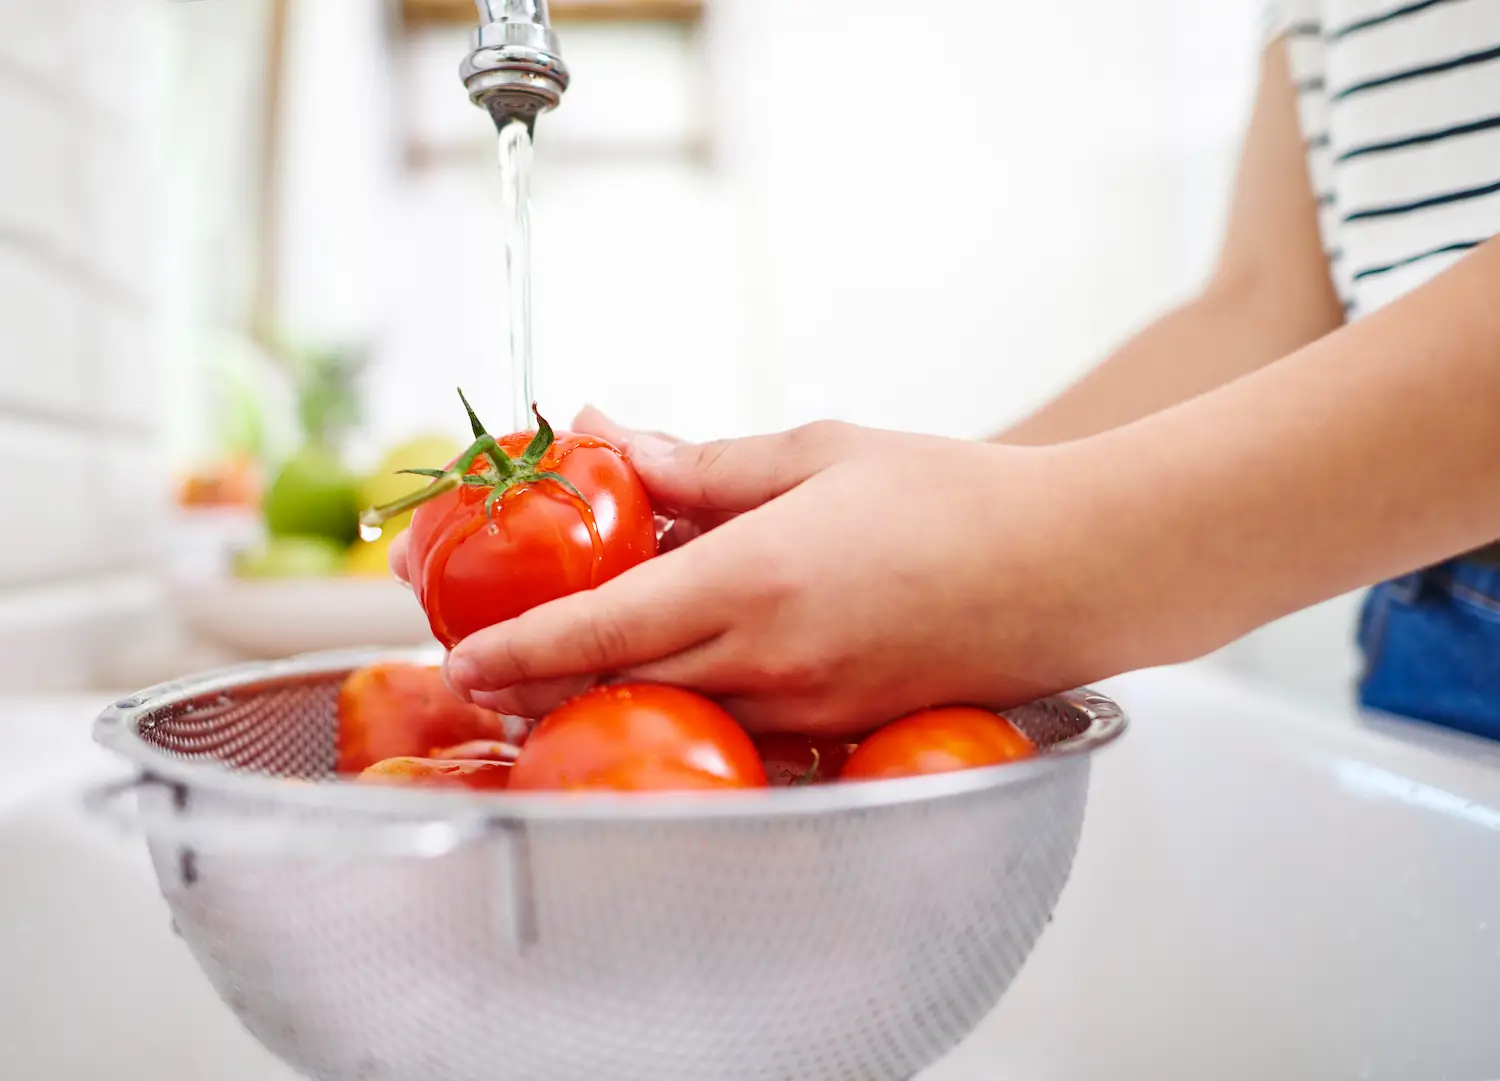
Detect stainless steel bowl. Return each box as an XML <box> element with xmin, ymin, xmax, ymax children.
<box><xmin>88</xmin><ymin>648</ymin><xmax>1126</xmax><ymax>1081</ymax></box>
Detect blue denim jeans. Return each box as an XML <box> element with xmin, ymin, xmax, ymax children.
<box><xmin>1357</xmin><ymin>559</ymin><xmax>1500</xmax><ymax>741</ymax></box>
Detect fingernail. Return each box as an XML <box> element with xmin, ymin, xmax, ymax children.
<box><xmin>629</xmin><ymin>432</ymin><xmax>676</xmax><ymax>459</ymax></box>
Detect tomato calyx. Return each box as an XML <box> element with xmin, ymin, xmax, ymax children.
<box><xmin>790</xmin><ymin>748</ymin><xmax>821</xmax><ymax>787</ymax></box>
<box><xmin>359</xmin><ymin>389</ymin><xmax>588</xmax><ymax>531</ymax></box>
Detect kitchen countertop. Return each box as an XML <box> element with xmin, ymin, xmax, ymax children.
<box><xmin>2</xmin><ymin>663</ymin><xmax>1498</xmax><ymax>1080</ymax></box>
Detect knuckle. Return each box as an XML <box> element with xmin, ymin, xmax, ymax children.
<box><xmin>580</xmin><ymin>608</ymin><xmax>633</xmax><ymax>671</ymax></box>
<box><xmin>745</xmin><ymin>646</ymin><xmax>827</xmax><ymax>694</ymax></box>
<box><xmin>495</xmin><ymin>632</ymin><xmax>541</xmax><ymax>685</ymax></box>
<box><xmin>693</xmin><ymin>439</ymin><xmax>736</xmax><ymax>480</ymax></box>
<box><xmin>674</xmin><ymin>440</ymin><xmax>735</xmax><ymax>506</ymax></box>
<box><xmin>789</xmin><ymin>419</ymin><xmax>853</xmax><ymax>456</ymax></box>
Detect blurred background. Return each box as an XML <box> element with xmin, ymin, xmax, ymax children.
<box><xmin>0</xmin><ymin>0</ymin><xmax>1361</xmax><ymax>704</ymax></box>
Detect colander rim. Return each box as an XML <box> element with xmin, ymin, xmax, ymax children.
<box><xmin>92</xmin><ymin>647</ymin><xmax>1127</xmax><ymax>822</ymax></box>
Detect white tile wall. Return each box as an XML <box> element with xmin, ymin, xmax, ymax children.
<box><xmin>0</xmin><ymin>1</ymin><xmax>167</xmax><ymax>692</ymax></box>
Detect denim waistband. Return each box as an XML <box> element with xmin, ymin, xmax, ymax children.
<box><xmin>1467</xmin><ymin>539</ymin><xmax>1500</xmax><ymax>568</ymax></box>
<box><xmin>1386</xmin><ymin>558</ymin><xmax>1500</xmax><ymax>606</ymax></box>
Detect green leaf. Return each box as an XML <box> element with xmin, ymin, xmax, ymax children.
<box><xmin>533</xmin><ymin>470</ymin><xmax>585</xmax><ymax>504</ymax></box>
<box><xmin>457</xmin><ymin>388</ymin><xmax>488</xmax><ymax>439</ymax></box>
<box><xmin>520</xmin><ymin>404</ymin><xmax>555</xmax><ymax>465</ymax></box>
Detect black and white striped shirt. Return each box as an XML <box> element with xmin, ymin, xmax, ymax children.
<box><xmin>1267</xmin><ymin>0</ymin><xmax>1500</xmax><ymax>318</ymax></box>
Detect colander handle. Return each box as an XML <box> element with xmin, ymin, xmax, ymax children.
<box><xmin>81</xmin><ymin>774</ymin><xmax>491</xmax><ymax>859</ymax></box>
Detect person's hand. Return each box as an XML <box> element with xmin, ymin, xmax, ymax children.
<box><xmin>429</xmin><ymin>410</ymin><xmax>1141</xmax><ymax>736</ymax></box>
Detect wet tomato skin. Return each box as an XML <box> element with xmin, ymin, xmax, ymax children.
<box><xmin>358</xmin><ymin>757</ymin><xmax>511</xmax><ymax>790</ymax></box>
<box><xmin>405</xmin><ymin>432</ymin><xmax>656</xmax><ymax>649</ymax></box>
<box><xmin>840</xmin><ymin>707</ymin><xmax>1037</xmax><ymax>782</ymax></box>
<box><xmin>509</xmin><ymin>683</ymin><xmax>768</xmax><ymax>792</ymax></box>
<box><xmin>580</xmin><ymin>758</ymin><xmax>750</xmax><ymax>791</ymax></box>
<box><xmin>755</xmin><ymin>734</ymin><xmax>855</xmax><ymax>786</ymax></box>
<box><xmin>336</xmin><ymin>662</ymin><xmax>521</xmax><ymax>775</ymax></box>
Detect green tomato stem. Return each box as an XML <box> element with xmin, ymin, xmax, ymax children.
<box><xmin>361</xmin><ymin>472</ymin><xmax>462</xmax><ymax>529</ymax></box>
<box><xmin>358</xmin><ymin>391</ymin><xmax>592</xmax><ymax>530</ymax></box>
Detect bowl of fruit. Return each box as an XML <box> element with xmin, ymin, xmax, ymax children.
<box><xmin>169</xmin><ymin>432</ymin><xmax>466</xmax><ymax>659</ymax></box>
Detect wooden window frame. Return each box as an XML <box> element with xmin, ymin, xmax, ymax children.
<box><xmin>401</xmin><ymin>0</ymin><xmax>704</xmax><ymax>25</ymax></box>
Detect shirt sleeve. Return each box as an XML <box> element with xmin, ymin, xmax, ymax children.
<box><xmin>1262</xmin><ymin>1</ymin><xmax>1297</xmax><ymax>44</ymax></box>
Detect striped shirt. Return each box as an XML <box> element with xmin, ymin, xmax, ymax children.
<box><xmin>1265</xmin><ymin>0</ymin><xmax>1500</xmax><ymax>319</ymax></box>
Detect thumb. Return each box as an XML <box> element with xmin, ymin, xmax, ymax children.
<box><xmin>628</xmin><ymin>420</ymin><xmax>861</xmax><ymax>515</ymax></box>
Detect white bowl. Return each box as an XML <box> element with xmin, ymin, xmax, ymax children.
<box><xmin>169</xmin><ymin>578</ymin><xmax>435</xmax><ymax>660</ymax></box>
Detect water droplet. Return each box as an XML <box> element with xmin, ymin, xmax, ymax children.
<box><xmin>359</xmin><ymin>522</ymin><xmax>383</xmax><ymax>543</ymax></box>
<box><xmin>487</xmin><ymin>522</ymin><xmax>500</xmax><ymax>537</ymax></box>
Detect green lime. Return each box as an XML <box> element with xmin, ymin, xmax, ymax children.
<box><xmin>264</xmin><ymin>445</ymin><xmax>360</xmax><ymax>545</ymax></box>
<box><xmin>235</xmin><ymin>535</ymin><xmax>349</xmax><ymax>579</ymax></box>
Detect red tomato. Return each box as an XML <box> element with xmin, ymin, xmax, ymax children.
<box><xmin>336</xmin><ymin>662</ymin><xmax>521</xmax><ymax>775</ymax></box>
<box><xmin>358</xmin><ymin>757</ymin><xmax>511</xmax><ymax>790</ymax></box>
<box><xmin>430</xmin><ymin>740</ymin><xmax>520</xmax><ymax>762</ymax></box>
<box><xmin>840</xmin><ymin>707</ymin><xmax>1037</xmax><ymax>782</ymax></box>
<box><xmin>583</xmin><ymin>758</ymin><xmax>749</xmax><ymax>791</ymax></box>
<box><xmin>380</xmin><ymin>400</ymin><xmax>656</xmax><ymax>649</ymax></box>
<box><xmin>755</xmin><ymin>734</ymin><xmax>855</xmax><ymax>786</ymax></box>
<box><xmin>509</xmin><ymin>683</ymin><xmax>768</xmax><ymax>792</ymax></box>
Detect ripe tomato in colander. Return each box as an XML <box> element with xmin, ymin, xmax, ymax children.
<box><xmin>362</xmin><ymin>392</ymin><xmax>657</xmax><ymax>650</ymax></box>
<box><xmin>335</xmin><ymin>662</ymin><xmax>522</xmax><ymax>775</ymax></box>
<box><xmin>754</xmin><ymin>734</ymin><xmax>855</xmax><ymax>786</ymax></box>
<box><xmin>840</xmin><ymin>706</ymin><xmax>1037</xmax><ymax>782</ymax></box>
<box><xmin>358</xmin><ymin>757</ymin><xmax>511</xmax><ymax>790</ymax></box>
<box><xmin>509</xmin><ymin>683</ymin><xmax>769</xmax><ymax>792</ymax></box>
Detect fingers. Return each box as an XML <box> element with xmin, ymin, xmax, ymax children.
<box><xmin>470</xmin><ymin>675</ymin><xmax>597</xmax><ymax>719</ymax></box>
<box><xmin>573</xmin><ymin>405</ymin><xmax>682</xmax><ymax>454</ymax></box>
<box><xmin>445</xmin><ymin>544</ymin><xmax>730</xmax><ymax>697</ymax></box>
<box><xmin>388</xmin><ymin>530</ymin><xmax>411</xmax><ymax>586</ymax></box>
<box><xmin>616</xmin><ymin>419</ymin><xmax>863</xmax><ymax>516</ymax></box>
<box><xmin>579</xmin><ymin>406</ymin><xmax>862</xmax><ymax>529</ymax></box>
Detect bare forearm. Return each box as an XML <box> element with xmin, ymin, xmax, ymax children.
<box><xmin>996</xmin><ymin>279</ymin><xmax>1331</xmax><ymax>445</ymax></box>
<box><xmin>1000</xmin><ymin>40</ymin><xmax>1342</xmax><ymax>448</ymax></box>
<box><xmin>1067</xmin><ymin>239</ymin><xmax>1500</xmax><ymax>669</ymax></box>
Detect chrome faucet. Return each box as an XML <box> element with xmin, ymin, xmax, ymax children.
<box><xmin>463</xmin><ymin>0</ymin><xmax>570</xmax><ymax>129</ymax></box>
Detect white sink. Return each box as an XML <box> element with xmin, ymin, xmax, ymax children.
<box><xmin>0</xmin><ymin>699</ymin><xmax>297</xmax><ymax>1081</ymax></box>
<box><xmin>1</xmin><ymin>673</ymin><xmax>1498</xmax><ymax>1081</ymax></box>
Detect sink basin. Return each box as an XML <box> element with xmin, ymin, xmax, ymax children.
<box><xmin>0</xmin><ymin>695</ymin><xmax>298</xmax><ymax>1081</ymax></box>
<box><xmin>0</xmin><ymin>785</ymin><xmax>297</xmax><ymax>1081</ymax></box>
<box><xmin>2</xmin><ymin>671</ymin><xmax>1498</xmax><ymax>1081</ymax></box>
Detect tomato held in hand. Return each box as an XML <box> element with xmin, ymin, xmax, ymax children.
<box><xmin>840</xmin><ymin>706</ymin><xmax>1037</xmax><ymax>782</ymax></box>
<box><xmin>358</xmin><ymin>757</ymin><xmax>511</xmax><ymax>790</ymax></box>
<box><xmin>336</xmin><ymin>662</ymin><xmax>523</xmax><ymax>775</ymax></box>
<box><xmin>362</xmin><ymin>392</ymin><xmax>657</xmax><ymax>649</ymax></box>
<box><xmin>509</xmin><ymin>683</ymin><xmax>768</xmax><ymax>792</ymax></box>
<box><xmin>755</xmin><ymin>734</ymin><xmax>855</xmax><ymax>786</ymax></box>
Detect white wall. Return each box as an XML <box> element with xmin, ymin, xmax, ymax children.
<box><xmin>272</xmin><ymin>0</ymin><xmax>1266</xmax><ymax>447</ymax></box>
<box><xmin>0</xmin><ymin>0</ymin><xmax>169</xmax><ymax>691</ymax></box>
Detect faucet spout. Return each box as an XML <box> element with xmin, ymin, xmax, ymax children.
<box><xmin>463</xmin><ymin>0</ymin><xmax>569</xmax><ymax>129</ymax></box>
<box><xmin>475</xmin><ymin>0</ymin><xmax>551</xmax><ymax>22</ymax></box>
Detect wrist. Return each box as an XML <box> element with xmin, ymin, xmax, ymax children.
<box><xmin>966</xmin><ymin>440</ymin><xmax>1190</xmax><ymax>687</ymax></box>
<box><xmin>1025</xmin><ymin>433</ymin><xmax>1243</xmax><ymax>677</ymax></box>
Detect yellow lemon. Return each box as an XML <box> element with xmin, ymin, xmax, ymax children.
<box><xmin>344</xmin><ymin>526</ymin><xmax>401</xmax><ymax>578</ymax></box>
<box><xmin>359</xmin><ymin>434</ymin><xmax>466</xmax><ymax>514</ymax></box>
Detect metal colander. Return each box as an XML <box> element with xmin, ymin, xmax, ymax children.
<box><xmin>87</xmin><ymin>648</ymin><xmax>1126</xmax><ymax>1081</ymax></box>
